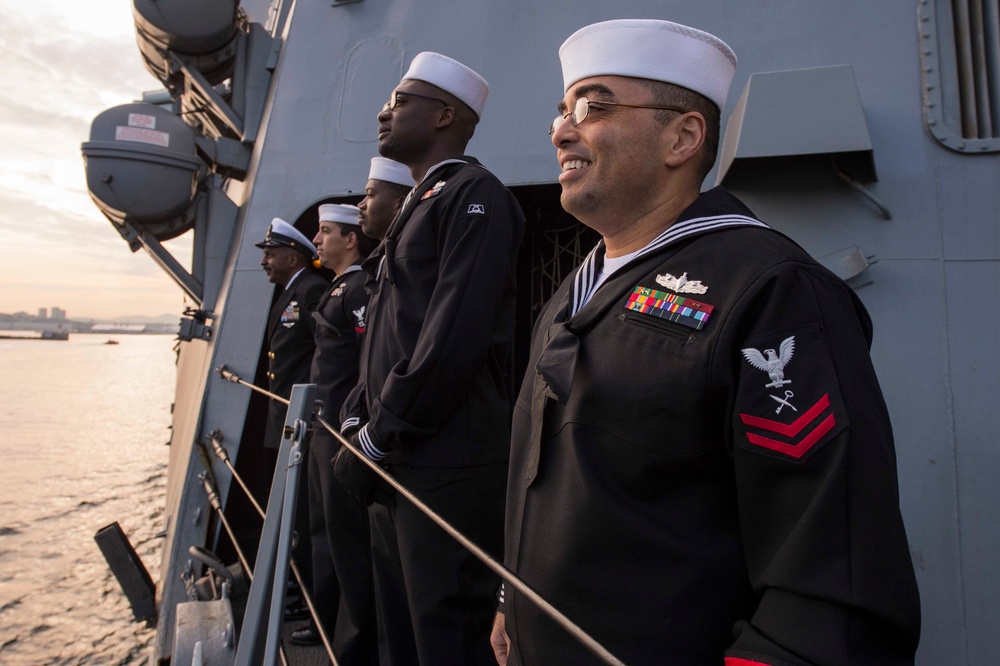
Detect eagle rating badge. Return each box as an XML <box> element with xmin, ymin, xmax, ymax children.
<box><xmin>736</xmin><ymin>329</ymin><xmax>847</xmax><ymax>462</ymax></box>
<box><xmin>353</xmin><ymin>305</ymin><xmax>366</xmax><ymax>333</ymax></box>
<box><xmin>741</xmin><ymin>335</ymin><xmax>795</xmax><ymax>389</ymax></box>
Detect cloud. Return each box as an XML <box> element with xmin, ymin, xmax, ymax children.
<box><xmin>0</xmin><ymin>0</ymin><xmax>188</xmax><ymax>318</ymax></box>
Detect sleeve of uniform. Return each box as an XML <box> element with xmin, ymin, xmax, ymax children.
<box><xmin>343</xmin><ymin>273</ymin><xmax>369</xmax><ymax>345</ymax></box>
<box><xmin>722</xmin><ymin>261</ymin><xmax>920</xmax><ymax>666</ymax></box>
<box><xmin>338</xmin><ymin>275</ymin><xmax>370</xmax><ymax>436</ymax></box>
<box><xmin>302</xmin><ymin>277</ymin><xmax>326</xmax><ymax>338</ymax></box>
<box><xmin>362</xmin><ymin>174</ymin><xmax>522</xmax><ymax>457</ymax></box>
<box><xmin>339</xmin><ymin>380</ymin><xmax>367</xmax><ymax>436</ymax></box>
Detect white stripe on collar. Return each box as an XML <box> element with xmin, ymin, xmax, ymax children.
<box><xmin>571</xmin><ymin>213</ymin><xmax>768</xmax><ymax>316</ymax></box>
<box><xmin>399</xmin><ymin>158</ymin><xmax>469</xmax><ymax>210</ymax></box>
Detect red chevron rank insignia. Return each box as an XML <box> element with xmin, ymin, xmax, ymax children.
<box><xmin>736</xmin><ymin>325</ymin><xmax>848</xmax><ymax>463</ymax></box>
<box><xmin>739</xmin><ymin>394</ymin><xmax>836</xmax><ymax>460</ymax></box>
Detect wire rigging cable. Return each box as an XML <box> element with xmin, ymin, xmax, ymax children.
<box><xmin>216</xmin><ymin>364</ymin><xmax>627</xmax><ymax>666</ymax></box>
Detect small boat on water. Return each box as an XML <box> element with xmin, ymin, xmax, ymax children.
<box><xmin>40</xmin><ymin>330</ymin><xmax>69</xmax><ymax>341</ymax></box>
<box><xmin>82</xmin><ymin>0</ymin><xmax>1000</xmax><ymax>663</ymax></box>
<box><xmin>104</xmin><ymin>339</ymin><xmax>120</xmax><ymax>345</ymax></box>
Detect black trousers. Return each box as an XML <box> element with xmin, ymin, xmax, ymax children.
<box><xmin>369</xmin><ymin>462</ymin><xmax>507</xmax><ymax>666</ymax></box>
<box><xmin>309</xmin><ymin>432</ymin><xmax>378</xmax><ymax>665</ymax></box>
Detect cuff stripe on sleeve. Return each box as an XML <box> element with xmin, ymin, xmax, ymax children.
<box><xmin>358</xmin><ymin>424</ymin><xmax>388</xmax><ymax>461</ymax></box>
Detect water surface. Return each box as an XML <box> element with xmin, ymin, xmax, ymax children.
<box><xmin>0</xmin><ymin>333</ymin><xmax>174</xmax><ymax>665</ymax></box>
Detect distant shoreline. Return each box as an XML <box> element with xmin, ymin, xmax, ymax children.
<box><xmin>0</xmin><ymin>332</ymin><xmax>176</xmax><ymax>339</ymax></box>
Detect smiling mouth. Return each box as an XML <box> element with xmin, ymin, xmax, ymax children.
<box><xmin>561</xmin><ymin>159</ymin><xmax>592</xmax><ymax>171</ymax></box>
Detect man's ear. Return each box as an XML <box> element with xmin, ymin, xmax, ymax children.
<box><xmin>346</xmin><ymin>231</ymin><xmax>358</xmax><ymax>250</ymax></box>
<box><xmin>663</xmin><ymin>111</ymin><xmax>707</xmax><ymax>169</ymax></box>
<box><xmin>435</xmin><ymin>105</ymin><xmax>457</xmax><ymax>130</ymax></box>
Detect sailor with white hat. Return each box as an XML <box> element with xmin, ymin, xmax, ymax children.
<box><xmin>368</xmin><ymin>156</ymin><xmax>414</xmax><ymax>187</ymax></box>
<box><xmin>557</xmin><ymin>18</ymin><xmax>737</xmax><ymax>110</ymax></box>
<box><xmin>374</xmin><ymin>52</ymin><xmax>490</xmax><ymax>182</ymax></box>
<box><xmin>313</xmin><ymin>203</ymin><xmax>377</xmax><ymax>274</ymax></box>
<box><xmin>400</xmin><ymin>51</ymin><xmax>489</xmax><ymax>119</ymax></box>
<box><xmin>319</xmin><ymin>202</ymin><xmax>363</xmax><ymax>225</ymax></box>
<box><xmin>295</xmin><ymin>200</ymin><xmax>379</xmax><ymax>654</ymax></box>
<box><xmin>496</xmin><ymin>18</ymin><xmax>920</xmax><ymax>666</ymax></box>
<box><xmin>337</xmin><ymin>50</ymin><xmax>526</xmax><ymax>665</ymax></box>
<box><xmin>358</xmin><ymin>157</ymin><xmax>414</xmax><ymax>241</ymax></box>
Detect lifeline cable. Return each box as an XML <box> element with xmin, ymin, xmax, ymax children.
<box><xmin>203</xmin><ymin>431</ymin><xmax>339</xmax><ymax>665</ymax></box>
<box><xmin>199</xmin><ymin>469</ymin><xmax>293</xmax><ymax>666</ymax></box>
<box><xmin>217</xmin><ymin>365</ymin><xmax>627</xmax><ymax>666</ymax></box>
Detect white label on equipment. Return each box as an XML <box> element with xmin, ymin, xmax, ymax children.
<box><xmin>127</xmin><ymin>113</ymin><xmax>156</xmax><ymax>129</ymax></box>
<box><xmin>115</xmin><ymin>126</ymin><xmax>170</xmax><ymax>148</ymax></box>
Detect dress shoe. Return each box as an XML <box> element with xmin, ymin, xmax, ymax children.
<box><xmin>289</xmin><ymin>625</ymin><xmax>321</xmax><ymax>646</ymax></box>
<box><xmin>283</xmin><ymin>598</ymin><xmax>310</xmax><ymax>622</ymax></box>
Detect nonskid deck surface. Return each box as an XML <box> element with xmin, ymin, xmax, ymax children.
<box><xmin>280</xmin><ymin>623</ymin><xmax>328</xmax><ymax>666</ymax></box>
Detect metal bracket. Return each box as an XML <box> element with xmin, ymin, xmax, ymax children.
<box><xmin>178</xmin><ymin>316</ymin><xmax>214</xmax><ymax>342</ymax></box>
<box><xmin>195</xmin><ymin>136</ymin><xmax>252</xmax><ymax>179</ymax></box>
<box><xmin>172</xmin><ymin>52</ymin><xmax>245</xmax><ymax>138</ymax></box>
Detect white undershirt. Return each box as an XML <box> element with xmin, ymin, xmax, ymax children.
<box><xmin>591</xmin><ymin>247</ymin><xmax>642</xmax><ymax>294</ymax></box>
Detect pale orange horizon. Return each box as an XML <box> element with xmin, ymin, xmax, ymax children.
<box><xmin>0</xmin><ymin>0</ymin><xmax>192</xmax><ymax>320</ymax></box>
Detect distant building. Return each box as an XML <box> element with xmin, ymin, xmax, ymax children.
<box><xmin>51</xmin><ymin>307</ymin><xmax>67</xmax><ymax>320</ymax></box>
<box><xmin>38</xmin><ymin>308</ymin><xmax>48</xmax><ymax>319</ymax></box>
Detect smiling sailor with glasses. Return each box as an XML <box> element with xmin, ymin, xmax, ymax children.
<box><xmin>493</xmin><ymin>19</ymin><xmax>920</xmax><ymax>666</ymax></box>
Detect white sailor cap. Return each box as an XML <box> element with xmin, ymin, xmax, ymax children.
<box><xmin>318</xmin><ymin>203</ymin><xmax>362</xmax><ymax>227</ymax></box>
<box><xmin>255</xmin><ymin>217</ymin><xmax>318</xmax><ymax>258</ymax></box>
<box><xmin>368</xmin><ymin>157</ymin><xmax>415</xmax><ymax>187</ymax></box>
<box><xmin>559</xmin><ymin>19</ymin><xmax>737</xmax><ymax>110</ymax></box>
<box><xmin>401</xmin><ymin>52</ymin><xmax>489</xmax><ymax>119</ymax></box>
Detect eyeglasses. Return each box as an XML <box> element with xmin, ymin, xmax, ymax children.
<box><xmin>549</xmin><ymin>97</ymin><xmax>686</xmax><ymax>134</ymax></box>
<box><xmin>385</xmin><ymin>90</ymin><xmax>448</xmax><ymax>111</ymax></box>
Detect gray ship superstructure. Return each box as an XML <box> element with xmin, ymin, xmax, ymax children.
<box><xmin>82</xmin><ymin>1</ymin><xmax>1000</xmax><ymax>663</ymax></box>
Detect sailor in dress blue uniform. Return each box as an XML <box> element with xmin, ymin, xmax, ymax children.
<box><xmin>493</xmin><ymin>19</ymin><xmax>920</xmax><ymax>666</ymax></box>
<box><xmin>335</xmin><ymin>53</ymin><xmax>526</xmax><ymax>665</ymax></box>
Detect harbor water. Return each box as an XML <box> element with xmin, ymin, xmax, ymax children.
<box><xmin>0</xmin><ymin>333</ymin><xmax>175</xmax><ymax>665</ymax></box>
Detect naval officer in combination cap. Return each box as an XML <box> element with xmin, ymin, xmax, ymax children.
<box><xmin>256</xmin><ymin>218</ymin><xmax>328</xmax><ymax>462</ymax></box>
<box><xmin>335</xmin><ymin>52</ymin><xmax>526</xmax><ymax>664</ymax></box>
<box><xmin>256</xmin><ymin>217</ymin><xmax>328</xmax><ymax>607</ymax></box>
<box><xmin>492</xmin><ymin>19</ymin><xmax>920</xmax><ymax>666</ymax></box>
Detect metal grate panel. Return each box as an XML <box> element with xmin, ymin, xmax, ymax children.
<box><xmin>920</xmin><ymin>0</ymin><xmax>1000</xmax><ymax>151</ymax></box>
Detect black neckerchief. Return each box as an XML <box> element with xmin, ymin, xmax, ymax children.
<box><xmin>362</xmin><ymin>157</ymin><xmax>480</xmax><ymax>294</ymax></box>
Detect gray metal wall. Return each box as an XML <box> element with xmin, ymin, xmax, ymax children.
<box><xmin>218</xmin><ymin>1</ymin><xmax>1000</xmax><ymax>662</ymax></box>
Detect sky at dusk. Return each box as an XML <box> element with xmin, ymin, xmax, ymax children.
<box><xmin>0</xmin><ymin>0</ymin><xmax>192</xmax><ymax>320</ymax></box>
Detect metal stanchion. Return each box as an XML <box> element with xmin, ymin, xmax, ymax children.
<box><xmin>233</xmin><ymin>383</ymin><xmax>340</xmax><ymax>666</ymax></box>
<box><xmin>205</xmin><ymin>430</ymin><xmax>337</xmax><ymax>662</ymax></box>
<box><xmin>217</xmin><ymin>366</ymin><xmax>626</xmax><ymax>666</ymax></box>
